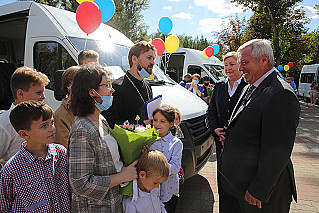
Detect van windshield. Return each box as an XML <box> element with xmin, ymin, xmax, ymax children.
<box><xmin>68</xmin><ymin>37</ymin><xmax>175</xmax><ymax>84</ymax></box>
<box><xmin>204</xmin><ymin>64</ymin><xmax>224</xmax><ymax>79</ymax></box>
<box><xmin>300</xmin><ymin>73</ymin><xmax>315</xmax><ymax>83</ymax></box>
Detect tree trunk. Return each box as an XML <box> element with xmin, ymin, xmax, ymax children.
<box><xmin>264</xmin><ymin>0</ymin><xmax>281</xmax><ymax>66</ymax></box>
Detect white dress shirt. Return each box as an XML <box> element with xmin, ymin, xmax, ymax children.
<box><xmin>0</xmin><ymin>104</ymin><xmax>24</xmax><ymax>162</ymax></box>
<box><xmin>123</xmin><ymin>187</ymin><xmax>167</xmax><ymax>213</ymax></box>
<box><xmin>251</xmin><ymin>68</ymin><xmax>275</xmax><ymax>90</ymax></box>
<box><xmin>227</xmin><ymin>77</ymin><xmax>243</xmax><ymax>97</ymax></box>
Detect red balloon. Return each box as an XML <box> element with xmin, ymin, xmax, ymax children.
<box><xmin>288</xmin><ymin>62</ymin><xmax>294</xmax><ymax>68</ymax></box>
<box><xmin>152</xmin><ymin>38</ymin><xmax>165</xmax><ymax>56</ymax></box>
<box><xmin>205</xmin><ymin>46</ymin><xmax>214</xmax><ymax>57</ymax></box>
<box><xmin>76</xmin><ymin>1</ymin><xmax>102</xmax><ymax>35</ymax></box>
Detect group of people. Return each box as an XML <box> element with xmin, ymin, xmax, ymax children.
<box><xmin>179</xmin><ymin>73</ymin><xmax>213</xmax><ymax>103</ymax></box>
<box><xmin>0</xmin><ymin>38</ymin><xmax>302</xmax><ymax>213</ymax></box>
<box><xmin>0</xmin><ymin>42</ymin><xmax>183</xmax><ymax>213</ymax></box>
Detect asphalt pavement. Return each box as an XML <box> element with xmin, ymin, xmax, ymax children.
<box><xmin>176</xmin><ymin>100</ymin><xmax>319</xmax><ymax>213</ymax></box>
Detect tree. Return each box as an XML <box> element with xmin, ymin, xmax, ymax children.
<box><xmin>31</xmin><ymin>0</ymin><xmax>78</xmax><ymax>12</ymax></box>
<box><xmin>107</xmin><ymin>0</ymin><xmax>150</xmax><ymax>43</ymax></box>
<box><xmin>214</xmin><ymin>15</ymin><xmax>248</xmax><ymax>55</ymax></box>
<box><xmin>231</xmin><ymin>0</ymin><xmax>303</xmax><ymax>66</ymax></box>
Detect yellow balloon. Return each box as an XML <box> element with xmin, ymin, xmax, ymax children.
<box><xmin>148</xmin><ymin>74</ymin><xmax>155</xmax><ymax>80</ymax></box>
<box><xmin>77</xmin><ymin>0</ymin><xmax>94</xmax><ymax>4</ymax></box>
<box><xmin>203</xmin><ymin>49</ymin><xmax>210</xmax><ymax>59</ymax></box>
<box><xmin>284</xmin><ymin>65</ymin><xmax>289</xmax><ymax>71</ymax></box>
<box><xmin>222</xmin><ymin>71</ymin><xmax>226</xmax><ymax>76</ymax></box>
<box><xmin>165</xmin><ymin>35</ymin><xmax>179</xmax><ymax>54</ymax></box>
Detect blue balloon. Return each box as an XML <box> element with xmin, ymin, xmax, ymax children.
<box><xmin>212</xmin><ymin>44</ymin><xmax>220</xmax><ymax>55</ymax></box>
<box><xmin>159</xmin><ymin>17</ymin><xmax>173</xmax><ymax>35</ymax></box>
<box><xmin>277</xmin><ymin>65</ymin><xmax>283</xmax><ymax>71</ymax></box>
<box><xmin>95</xmin><ymin>0</ymin><xmax>115</xmax><ymax>23</ymax></box>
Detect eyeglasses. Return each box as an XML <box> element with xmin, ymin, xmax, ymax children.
<box><xmin>98</xmin><ymin>82</ymin><xmax>112</xmax><ymax>89</ymax></box>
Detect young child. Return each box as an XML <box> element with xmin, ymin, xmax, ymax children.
<box><xmin>123</xmin><ymin>150</ymin><xmax>170</xmax><ymax>213</ymax></box>
<box><xmin>54</xmin><ymin>66</ymin><xmax>79</xmax><ymax>147</ymax></box>
<box><xmin>0</xmin><ymin>67</ymin><xmax>49</xmax><ymax>164</ymax></box>
<box><xmin>0</xmin><ymin>101</ymin><xmax>70</xmax><ymax>212</ymax></box>
<box><xmin>150</xmin><ymin>104</ymin><xmax>183</xmax><ymax>213</ymax></box>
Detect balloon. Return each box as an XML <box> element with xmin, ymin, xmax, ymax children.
<box><xmin>95</xmin><ymin>0</ymin><xmax>115</xmax><ymax>23</ymax></box>
<box><xmin>77</xmin><ymin>0</ymin><xmax>93</xmax><ymax>4</ymax></box>
<box><xmin>76</xmin><ymin>1</ymin><xmax>102</xmax><ymax>35</ymax></box>
<box><xmin>203</xmin><ymin>49</ymin><xmax>210</xmax><ymax>59</ymax></box>
<box><xmin>159</xmin><ymin>17</ymin><xmax>173</xmax><ymax>35</ymax></box>
<box><xmin>152</xmin><ymin>38</ymin><xmax>165</xmax><ymax>56</ymax></box>
<box><xmin>284</xmin><ymin>65</ymin><xmax>290</xmax><ymax>71</ymax></box>
<box><xmin>165</xmin><ymin>35</ymin><xmax>179</xmax><ymax>54</ymax></box>
<box><xmin>277</xmin><ymin>65</ymin><xmax>283</xmax><ymax>71</ymax></box>
<box><xmin>148</xmin><ymin>74</ymin><xmax>155</xmax><ymax>80</ymax></box>
<box><xmin>205</xmin><ymin>46</ymin><xmax>214</xmax><ymax>57</ymax></box>
<box><xmin>212</xmin><ymin>44</ymin><xmax>220</xmax><ymax>55</ymax></box>
<box><xmin>288</xmin><ymin>62</ymin><xmax>294</xmax><ymax>68</ymax></box>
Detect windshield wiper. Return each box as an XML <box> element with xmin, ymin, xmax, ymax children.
<box><xmin>147</xmin><ymin>79</ymin><xmax>171</xmax><ymax>86</ymax></box>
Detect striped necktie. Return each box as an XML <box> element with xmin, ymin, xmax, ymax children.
<box><xmin>242</xmin><ymin>84</ymin><xmax>256</xmax><ymax>106</ymax></box>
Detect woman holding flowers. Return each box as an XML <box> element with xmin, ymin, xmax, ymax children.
<box><xmin>68</xmin><ymin>63</ymin><xmax>138</xmax><ymax>213</ymax></box>
<box><xmin>150</xmin><ymin>104</ymin><xmax>183</xmax><ymax>213</ymax></box>
<box><xmin>206</xmin><ymin>51</ymin><xmax>246</xmax><ymax>212</ymax></box>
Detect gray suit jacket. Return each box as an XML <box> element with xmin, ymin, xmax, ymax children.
<box><xmin>220</xmin><ymin>71</ymin><xmax>300</xmax><ymax>203</ymax></box>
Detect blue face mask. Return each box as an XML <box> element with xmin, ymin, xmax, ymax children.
<box><xmin>95</xmin><ymin>95</ymin><xmax>113</xmax><ymax>111</ymax></box>
<box><xmin>137</xmin><ymin>60</ymin><xmax>151</xmax><ymax>79</ymax></box>
<box><xmin>92</xmin><ymin>90</ymin><xmax>113</xmax><ymax>111</ymax></box>
<box><xmin>193</xmin><ymin>79</ymin><xmax>199</xmax><ymax>85</ymax></box>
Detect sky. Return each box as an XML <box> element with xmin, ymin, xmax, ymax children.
<box><xmin>142</xmin><ymin>0</ymin><xmax>319</xmax><ymax>42</ymax></box>
<box><xmin>0</xmin><ymin>0</ymin><xmax>318</xmax><ymax>43</ymax></box>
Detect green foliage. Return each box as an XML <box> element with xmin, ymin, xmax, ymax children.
<box><xmin>107</xmin><ymin>0</ymin><xmax>150</xmax><ymax>43</ymax></box>
<box><xmin>214</xmin><ymin>15</ymin><xmax>248</xmax><ymax>56</ymax></box>
<box><xmin>32</xmin><ymin>0</ymin><xmax>78</xmax><ymax>12</ymax></box>
<box><xmin>231</xmin><ymin>0</ymin><xmax>303</xmax><ymax>65</ymax></box>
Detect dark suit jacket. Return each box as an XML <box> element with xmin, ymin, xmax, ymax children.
<box><xmin>220</xmin><ymin>71</ymin><xmax>300</xmax><ymax>203</ymax></box>
<box><xmin>207</xmin><ymin>78</ymin><xmax>247</xmax><ymax>137</ymax></box>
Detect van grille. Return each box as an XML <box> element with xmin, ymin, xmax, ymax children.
<box><xmin>185</xmin><ymin>113</ymin><xmax>211</xmax><ymax>146</ymax></box>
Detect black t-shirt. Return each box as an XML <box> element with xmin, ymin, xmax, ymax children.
<box><xmin>101</xmin><ymin>71</ymin><xmax>153</xmax><ymax>128</ymax></box>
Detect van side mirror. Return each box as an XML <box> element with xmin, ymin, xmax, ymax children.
<box><xmin>53</xmin><ymin>70</ymin><xmax>66</xmax><ymax>101</ymax></box>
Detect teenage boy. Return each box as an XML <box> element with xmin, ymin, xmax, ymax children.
<box><xmin>123</xmin><ymin>150</ymin><xmax>170</xmax><ymax>213</ymax></box>
<box><xmin>0</xmin><ymin>67</ymin><xmax>49</xmax><ymax>163</ymax></box>
<box><xmin>0</xmin><ymin>101</ymin><xmax>70</xmax><ymax>212</ymax></box>
<box><xmin>78</xmin><ymin>49</ymin><xmax>99</xmax><ymax>65</ymax></box>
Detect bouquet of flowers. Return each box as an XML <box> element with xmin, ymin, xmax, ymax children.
<box><xmin>110</xmin><ymin>115</ymin><xmax>160</xmax><ymax>196</ymax></box>
<box><xmin>206</xmin><ymin>83</ymin><xmax>214</xmax><ymax>97</ymax></box>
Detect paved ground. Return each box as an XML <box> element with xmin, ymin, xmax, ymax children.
<box><xmin>176</xmin><ymin>101</ymin><xmax>319</xmax><ymax>212</ymax></box>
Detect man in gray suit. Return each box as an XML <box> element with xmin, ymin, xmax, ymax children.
<box><xmin>220</xmin><ymin>39</ymin><xmax>300</xmax><ymax>212</ymax></box>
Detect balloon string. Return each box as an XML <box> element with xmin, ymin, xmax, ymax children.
<box><xmin>164</xmin><ymin>35</ymin><xmax>167</xmax><ymax>74</ymax></box>
<box><xmin>84</xmin><ymin>36</ymin><xmax>88</xmax><ymax>50</ymax></box>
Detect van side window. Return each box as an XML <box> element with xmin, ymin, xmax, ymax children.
<box><xmin>34</xmin><ymin>42</ymin><xmax>76</xmax><ymax>89</ymax></box>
